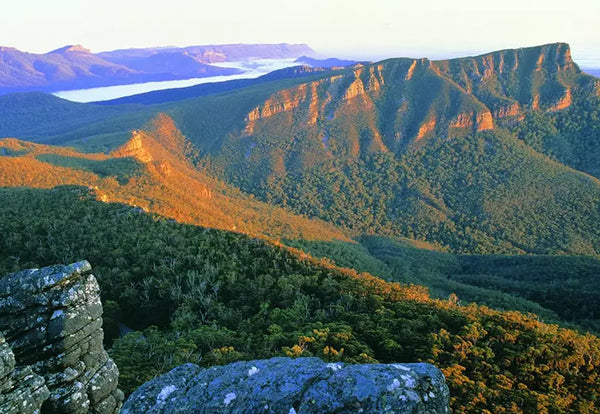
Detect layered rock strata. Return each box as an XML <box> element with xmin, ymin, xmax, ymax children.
<box><xmin>0</xmin><ymin>331</ymin><xmax>49</xmax><ymax>414</ymax></box>
<box><xmin>0</xmin><ymin>261</ymin><xmax>122</xmax><ymax>413</ymax></box>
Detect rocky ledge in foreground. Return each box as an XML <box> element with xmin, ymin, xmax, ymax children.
<box><xmin>122</xmin><ymin>357</ymin><xmax>449</xmax><ymax>413</ymax></box>
<box><xmin>0</xmin><ymin>330</ymin><xmax>49</xmax><ymax>413</ymax></box>
<box><xmin>0</xmin><ymin>261</ymin><xmax>123</xmax><ymax>413</ymax></box>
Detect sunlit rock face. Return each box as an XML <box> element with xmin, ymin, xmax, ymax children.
<box><xmin>122</xmin><ymin>357</ymin><xmax>450</xmax><ymax>414</ymax></box>
<box><xmin>0</xmin><ymin>261</ymin><xmax>123</xmax><ymax>414</ymax></box>
<box><xmin>237</xmin><ymin>43</ymin><xmax>583</xmax><ymax>165</ymax></box>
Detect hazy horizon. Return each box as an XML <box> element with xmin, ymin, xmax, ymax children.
<box><xmin>2</xmin><ymin>0</ymin><xmax>599</xmax><ymax>67</ymax></box>
<box><xmin>2</xmin><ymin>41</ymin><xmax>599</xmax><ymax>71</ymax></box>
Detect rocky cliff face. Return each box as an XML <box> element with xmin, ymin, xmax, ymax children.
<box><xmin>0</xmin><ymin>331</ymin><xmax>49</xmax><ymax>413</ymax></box>
<box><xmin>122</xmin><ymin>357</ymin><xmax>450</xmax><ymax>413</ymax></box>
<box><xmin>233</xmin><ymin>43</ymin><xmax>592</xmax><ymax>164</ymax></box>
<box><xmin>431</xmin><ymin>42</ymin><xmax>583</xmax><ymax>117</ymax></box>
<box><xmin>0</xmin><ymin>261</ymin><xmax>123</xmax><ymax>413</ymax></box>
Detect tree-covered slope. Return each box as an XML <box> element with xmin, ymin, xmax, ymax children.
<box><xmin>359</xmin><ymin>236</ymin><xmax>600</xmax><ymax>333</ymax></box>
<box><xmin>161</xmin><ymin>43</ymin><xmax>599</xmax><ymax>255</ymax></box>
<box><xmin>0</xmin><ymin>114</ymin><xmax>350</xmax><ymax>243</ymax></box>
<box><xmin>1</xmin><ymin>186</ymin><xmax>600</xmax><ymax>413</ymax></box>
<box><xmin>204</xmin><ymin>127</ymin><xmax>600</xmax><ymax>255</ymax></box>
<box><xmin>2</xmin><ymin>44</ymin><xmax>600</xmax><ymax>325</ymax></box>
<box><xmin>4</xmin><ymin>117</ymin><xmax>600</xmax><ymax>335</ymax></box>
<box><xmin>287</xmin><ymin>235</ymin><xmax>600</xmax><ymax>335</ymax></box>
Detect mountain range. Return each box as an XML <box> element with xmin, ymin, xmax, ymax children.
<box><xmin>0</xmin><ymin>43</ymin><xmax>313</xmax><ymax>94</ymax></box>
<box><xmin>2</xmin><ymin>42</ymin><xmax>600</xmax><ymax>255</ymax></box>
<box><xmin>294</xmin><ymin>55</ymin><xmax>358</xmax><ymax>68</ymax></box>
<box><xmin>2</xmin><ymin>41</ymin><xmax>600</xmax><ymax>319</ymax></box>
<box><xmin>1</xmin><ymin>42</ymin><xmax>600</xmax><ymax>413</ymax></box>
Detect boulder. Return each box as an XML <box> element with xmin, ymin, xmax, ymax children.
<box><xmin>0</xmin><ymin>261</ymin><xmax>123</xmax><ymax>413</ymax></box>
<box><xmin>122</xmin><ymin>357</ymin><xmax>450</xmax><ymax>413</ymax></box>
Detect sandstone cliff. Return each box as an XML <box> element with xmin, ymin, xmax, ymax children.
<box><xmin>235</xmin><ymin>43</ymin><xmax>592</xmax><ymax>160</ymax></box>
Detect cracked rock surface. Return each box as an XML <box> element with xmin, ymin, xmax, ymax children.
<box><xmin>0</xmin><ymin>331</ymin><xmax>49</xmax><ymax>414</ymax></box>
<box><xmin>122</xmin><ymin>357</ymin><xmax>450</xmax><ymax>413</ymax></box>
<box><xmin>0</xmin><ymin>261</ymin><xmax>123</xmax><ymax>413</ymax></box>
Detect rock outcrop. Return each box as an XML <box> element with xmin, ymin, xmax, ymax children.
<box><xmin>0</xmin><ymin>261</ymin><xmax>123</xmax><ymax>413</ymax></box>
<box><xmin>0</xmin><ymin>331</ymin><xmax>49</xmax><ymax>413</ymax></box>
<box><xmin>122</xmin><ymin>357</ymin><xmax>450</xmax><ymax>413</ymax></box>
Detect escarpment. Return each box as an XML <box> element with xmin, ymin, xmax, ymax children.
<box><xmin>0</xmin><ymin>261</ymin><xmax>123</xmax><ymax>413</ymax></box>
<box><xmin>430</xmin><ymin>43</ymin><xmax>585</xmax><ymax>118</ymax></box>
<box><xmin>236</xmin><ymin>43</ymin><xmax>588</xmax><ymax>160</ymax></box>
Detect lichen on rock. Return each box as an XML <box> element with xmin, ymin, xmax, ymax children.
<box><xmin>0</xmin><ymin>331</ymin><xmax>49</xmax><ymax>414</ymax></box>
<box><xmin>0</xmin><ymin>261</ymin><xmax>123</xmax><ymax>413</ymax></box>
<box><xmin>122</xmin><ymin>357</ymin><xmax>450</xmax><ymax>413</ymax></box>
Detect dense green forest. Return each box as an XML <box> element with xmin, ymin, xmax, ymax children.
<box><xmin>289</xmin><ymin>236</ymin><xmax>600</xmax><ymax>334</ymax></box>
<box><xmin>216</xmin><ymin>128</ymin><xmax>600</xmax><ymax>256</ymax></box>
<box><xmin>1</xmin><ymin>186</ymin><xmax>600</xmax><ymax>413</ymax></box>
<box><xmin>513</xmin><ymin>94</ymin><xmax>600</xmax><ymax>179</ymax></box>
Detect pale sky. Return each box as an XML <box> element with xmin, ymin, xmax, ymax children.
<box><xmin>3</xmin><ymin>0</ymin><xmax>599</xmax><ymax>66</ymax></box>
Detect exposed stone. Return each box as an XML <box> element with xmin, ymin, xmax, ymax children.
<box><xmin>343</xmin><ymin>73</ymin><xmax>367</xmax><ymax>101</ymax></box>
<box><xmin>475</xmin><ymin>111</ymin><xmax>494</xmax><ymax>131</ymax></box>
<box><xmin>112</xmin><ymin>132</ymin><xmax>154</xmax><ymax>163</ymax></box>
<box><xmin>547</xmin><ymin>88</ymin><xmax>573</xmax><ymax>112</ymax></box>
<box><xmin>532</xmin><ymin>94</ymin><xmax>540</xmax><ymax>110</ymax></box>
<box><xmin>366</xmin><ymin>65</ymin><xmax>385</xmax><ymax>94</ymax></box>
<box><xmin>449</xmin><ymin>113</ymin><xmax>474</xmax><ymax>130</ymax></box>
<box><xmin>405</xmin><ymin>60</ymin><xmax>418</xmax><ymax>80</ymax></box>
<box><xmin>0</xmin><ymin>331</ymin><xmax>49</xmax><ymax>414</ymax></box>
<box><xmin>416</xmin><ymin>119</ymin><xmax>437</xmax><ymax>141</ymax></box>
<box><xmin>122</xmin><ymin>357</ymin><xmax>450</xmax><ymax>413</ymax></box>
<box><xmin>493</xmin><ymin>102</ymin><xmax>521</xmax><ymax>119</ymax></box>
<box><xmin>0</xmin><ymin>262</ymin><xmax>123</xmax><ymax>413</ymax></box>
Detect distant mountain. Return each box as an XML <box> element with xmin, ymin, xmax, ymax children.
<box><xmin>584</xmin><ymin>67</ymin><xmax>600</xmax><ymax>77</ymax></box>
<box><xmin>98</xmin><ymin>43</ymin><xmax>314</xmax><ymax>64</ymax></box>
<box><xmin>103</xmin><ymin>51</ymin><xmax>238</xmax><ymax>78</ymax></box>
<box><xmin>0</xmin><ymin>43</ymin><xmax>313</xmax><ymax>94</ymax></box>
<box><xmin>294</xmin><ymin>55</ymin><xmax>358</xmax><ymax>68</ymax></box>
